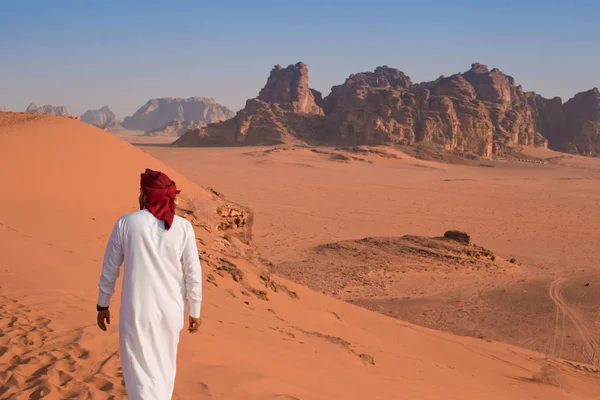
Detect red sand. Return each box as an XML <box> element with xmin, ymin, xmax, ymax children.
<box><xmin>1</xmin><ymin>113</ymin><xmax>599</xmax><ymax>399</ymax></box>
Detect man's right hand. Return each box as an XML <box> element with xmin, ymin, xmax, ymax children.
<box><xmin>97</xmin><ymin>310</ymin><xmax>110</xmax><ymax>331</ymax></box>
<box><xmin>188</xmin><ymin>316</ymin><xmax>202</xmax><ymax>333</ymax></box>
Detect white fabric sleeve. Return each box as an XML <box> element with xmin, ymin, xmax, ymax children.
<box><xmin>97</xmin><ymin>219</ymin><xmax>124</xmax><ymax>307</ymax></box>
<box><xmin>182</xmin><ymin>222</ymin><xmax>203</xmax><ymax>318</ymax></box>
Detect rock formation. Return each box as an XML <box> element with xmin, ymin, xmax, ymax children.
<box><xmin>258</xmin><ymin>63</ymin><xmax>323</xmax><ymax>115</ymax></box>
<box><xmin>322</xmin><ymin>66</ymin><xmax>494</xmax><ymax>156</ymax></box>
<box><xmin>144</xmin><ymin>119</ymin><xmax>206</xmax><ymax>137</ymax></box>
<box><xmin>122</xmin><ymin>97</ymin><xmax>234</xmax><ymax>132</ymax></box>
<box><xmin>461</xmin><ymin>64</ymin><xmax>549</xmax><ymax>151</ymax></box>
<box><xmin>175</xmin><ymin>62</ymin><xmax>600</xmax><ymax>158</ymax></box>
<box><xmin>560</xmin><ymin>88</ymin><xmax>600</xmax><ymax>156</ymax></box>
<box><xmin>322</xmin><ymin>63</ymin><xmax>555</xmax><ymax>157</ymax></box>
<box><xmin>80</xmin><ymin>106</ymin><xmax>117</xmax><ymax>129</ymax></box>
<box><xmin>26</xmin><ymin>102</ymin><xmax>69</xmax><ymax>116</ymax></box>
<box><xmin>527</xmin><ymin>95</ymin><xmax>566</xmax><ymax>148</ymax></box>
<box><xmin>175</xmin><ymin>63</ymin><xmax>326</xmax><ymax>147</ymax></box>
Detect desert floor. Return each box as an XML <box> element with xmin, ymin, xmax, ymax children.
<box><xmin>1</xmin><ymin>116</ymin><xmax>600</xmax><ymax>400</ymax></box>
<box><xmin>135</xmin><ymin>138</ymin><xmax>600</xmax><ymax>366</ymax></box>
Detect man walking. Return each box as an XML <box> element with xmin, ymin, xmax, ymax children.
<box><xmin>97</xmin><ymin>169</ymin><xmax>202</xmax><ymax>400</ymax></box>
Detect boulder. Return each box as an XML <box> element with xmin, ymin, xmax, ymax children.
<box><xmin>444</xmin><ymin>230</ymin><xmax>471</xmax><ymax>245</ymax></box>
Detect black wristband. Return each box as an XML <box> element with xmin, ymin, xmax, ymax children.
<box><xmin>96</xmin><ymin>304</ymin><xmax>109</xmax><ymax>312</ymax></box>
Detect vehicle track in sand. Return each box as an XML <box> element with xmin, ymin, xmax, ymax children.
<box><xmin>549</xmin><ymin>278</ymin><xmax>600</xmax><ymax>366</ymax></box>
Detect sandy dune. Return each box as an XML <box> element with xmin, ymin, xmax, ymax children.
<box><xmin>1</xmin><ymin>114</ymin><xmax>600</xmax><ymax>399</ymax></box>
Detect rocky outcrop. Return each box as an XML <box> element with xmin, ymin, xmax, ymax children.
<box><xmin>175</xmin><ymin>98</ymin><xmax>327</xmax><ymax>147</ymax></box>
<box><xmin>321</xmin><ymin>66</ymin><xmax>494</xmax><ymax>157</ymax></box>
<box><xmin>560</xmin><ymin>88</ymin><xmax>600</xmax><ymax>156</ymax></box>
<box><xmin>524</xmin><ymin>88</ymin><xmax>600</xmax><ymax>156</ymax></box>
<box><xmin>80</xmin><ymin>106</ymin><xmax>116</xmax><ymax>129</ymax></box>
<box><xmin>527</xmin><ymin>95</ymin><xmax>566</xmax><ymax>147</ymax></box>
<box><xmin>321</xmin><ymin>63</ymin><xmax>555</xmax><ymax>157</ymax></box>
<box><xmin>461</xmin><ymin>64</ymin><xmax>548</xmax><ymax>151</ymax></box>
<box><xmin>144</xmin><ymin>119</ymin><xmax>206</xmax><ymax>137</ymax></box>
<box><xmin>26</xmin><ymin>102</ymin><xmax>69</xmax><ymax>116</ymax></box>
<box><xmin>258</xmin><ymin>63</ymin><xmax>323</xmax><ymax>115</ymax></box>
<box><xmin>122</xmin><ymin>97</ymin><xmax>234</xmax><ymax>132</ymax></box>
<box><xmin>175</xmin><ymin>62</ymin><xmax>599</xmax><ymax>158</ymax></box>
<box><xmin>175</xmin><ymin>63</ymin><xmax>326</xmax><ymax>147</ymax></box>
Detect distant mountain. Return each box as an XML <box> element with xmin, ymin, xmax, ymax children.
<box><xmin>144</xmin><ymin>120</ymin><xmax>207</xmax><ymax>137</ymax></box>
<box><xmin>175</xmin><ymin>63</ymin><xmax>324</xmax><ymax>147</ymax></box>
<box><xmin>121</xmin><ymin>97</ymin><xmax>234</xmax><ymax>132</ymax></box>
<box><xmin>175</xmin><ymin>62</ymin><xmax>600</xmax><ymax>158</ymax></box>
<box><xmin>26</xmin><ymin>102</ymin><xmax>69</xmax><ymax>116</ymax></box>
<box><xmin>559</xmin><ymin>88</ymin><xmax>600</xmax><ymax>156</ymax></box>
<box><xmin>81</xmin><ymin>106</ymin><xmax>117</xmax><ymax>129</ymax></box>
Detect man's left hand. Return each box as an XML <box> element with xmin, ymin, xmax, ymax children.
<box><xmin>97</xmin><ymin>310</ymin><xmax>110</xmax><ymax>331</ymax></box>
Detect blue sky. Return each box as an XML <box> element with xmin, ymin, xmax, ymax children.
<box><xmin>1</xmin><ymin>0</ymin><xmax>598</xmax><ymax>118</ymax></box>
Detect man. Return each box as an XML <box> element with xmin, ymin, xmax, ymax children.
<box><xmin>97</xmin><ymin>169</ymin><xmax>202</xmax><ymax>400</ymax></box>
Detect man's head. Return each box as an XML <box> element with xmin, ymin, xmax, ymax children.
<box><xmin>139</xmin><ymin>168</ymin><xmax>180</xmax><ymax>230</ymax></box>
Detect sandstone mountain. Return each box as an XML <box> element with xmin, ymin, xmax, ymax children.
<box><xmin>174</xmin><ymin>63</ymin><xmax>326</xmax><ymax>146</ymax></box>
<box><xmin>26</xmin><ymin>102</ymin><xmax>69</xmax><ymax>116</ymax></box>
<box><xmin>177</xmin><ymin>62</ymin><xmax>599</xmax><ymax>158</ymax></box>
<box><xmin>144</xmin><ymin>119</ymin><xmax>207</xmax><ymax>137</ymax></box>
<box><xmin>322</xmin><ymin>63</ymin><xmax>551</xmax><ymax>157</ymax></box>
<box><xmin>80</xmin><ymin>106</ymin><xmax>117</xmax><ymax>129</ymax></box>
<box><xmin>258</xmin><ymin>63</ymin><xmax>324</xmax><ymax>115</ymax></box>
<box><xmin>560</xmin><ymin>88</ymin><xmax>600</xmax><ymax>156</ymax></box>
<box><xmin>121</xmin><ymin>97</ymin><xmax>234</xmax><ymax>132</ymax></box>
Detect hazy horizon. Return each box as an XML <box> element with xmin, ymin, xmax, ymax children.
<box><xmin>2</xmin><ymin>0</ymin><xmax>599</xmax><ymax>118</ymax></box>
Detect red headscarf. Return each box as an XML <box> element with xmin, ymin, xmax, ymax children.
<box><xmin>140</xmin><ymin>169</ymin><xmax>180</xmax><ymax>230</ymax></box>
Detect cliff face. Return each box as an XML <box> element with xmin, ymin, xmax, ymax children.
<box><xmin>175</xmin><ymin>62</ymin><xmax>599</xmax><ymax>158</ymax></box>
<box><xmin>560</xmin><ymin>88</ymin><xmax>600</xmax><ymax>156</ymax></box>
<box><xmin>461</xmin><ymin>63</ymin><xmax>549</xmax><ymax>152</ymax></box>
<box><xmin>122</xmin><ymin>97</ymin><xmax>234</xmax><ymax>132</ymax></box>
<box><xmin>174</xmin><ymin>98</ymin><xmax>327</xmax><ymax>147</ymax></box>
<box><xmin>26</xmin><ymin>103</ymin><xmax>69</xmax><ymax>116</ymax></box>
<box><xmin>258</xmin><ymin>62</ymin><xmax>324</xmax><ymax>115</ymax></box>
<box><xmin>321</xmin><ymin>63</ymin><xmax>555</xmax><ymax>157</ymax></box>
<box><xmin>175</xmin><ymin>63</ymin><xmax>326</xmax><ymax>147</ymax></box>
<box><xmin>80</xmin><ymin>106</ymin><xmax>116</xmax><ymax>129</ymax></box>
<box><xmin>321</xmin><ymin>67</ymin><xmax>495</xmax><ymax>157</ymax></box>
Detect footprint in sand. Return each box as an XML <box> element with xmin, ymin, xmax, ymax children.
<box><xmin>36</xmin><ymin>316</ymin><xmax>52</xmax><ymax>327</ymax></box>
<box><xmin>25</xmin><ymin>363</ymin><xmax>52</xmax><ymax>382</ymax></box>
<box><xmin>89</xmin><ymin>375</ymin><xmax>114</xmax><ymax>392</ymax></box>
<box><xmin>29</xmin><ymin>385</ymin><xmax>52</xmax><ymax>398</ymax></box>
<box><xmin>56</xmin><ymin>370</ymin><xmax>74</xmax><ymax>387</ymax></box>
<box><xmin>6</xmin><ymin>316</ymin><xmax>18</xmax><ymax>328</ymax></box>
<box><xmin>0</xmin><ymin>294</ymin><xmax>125</xmax><ymax>399</ymax></box>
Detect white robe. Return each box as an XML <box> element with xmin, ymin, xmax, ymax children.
<box><xmin>98</xmin><ymin>209</ymin><xmax>202</xmax><ymax>400</ymax></box>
